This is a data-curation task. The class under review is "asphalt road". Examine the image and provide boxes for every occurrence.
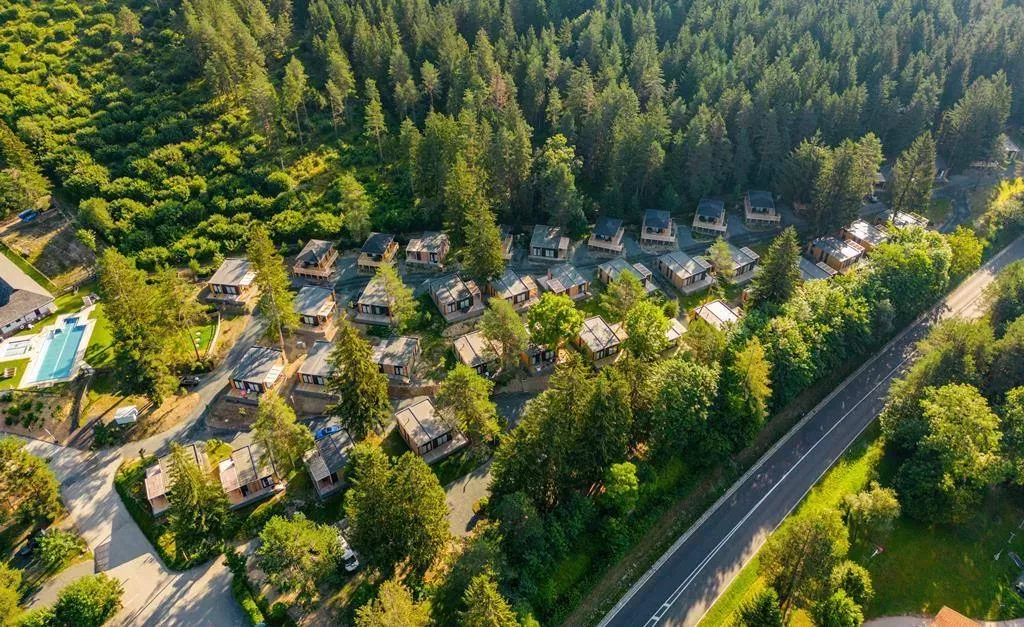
[601,234,1024,627]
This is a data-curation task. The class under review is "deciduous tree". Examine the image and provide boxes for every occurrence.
[256,513,341,605]
[527,292,584,355]
[375,263,416,331]
[758,510,849,615]
[355,578,430,627]
[623,299,669,360]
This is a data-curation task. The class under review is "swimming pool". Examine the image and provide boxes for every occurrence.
[28,317,87,384]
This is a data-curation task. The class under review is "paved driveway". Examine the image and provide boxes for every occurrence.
[20,439,244,626]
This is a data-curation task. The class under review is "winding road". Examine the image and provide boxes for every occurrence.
[600,235,1024,627]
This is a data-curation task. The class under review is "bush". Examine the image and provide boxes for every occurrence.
[230,576,265,626]
[37,528,83,570]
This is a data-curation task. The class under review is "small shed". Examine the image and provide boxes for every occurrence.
[114,405,139,425]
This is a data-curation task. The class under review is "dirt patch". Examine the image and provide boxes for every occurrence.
[81,375,204,444]
[0,212,95,289]
[0,386,76,444]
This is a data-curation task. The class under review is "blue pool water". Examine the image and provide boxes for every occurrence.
[30,318,86,383]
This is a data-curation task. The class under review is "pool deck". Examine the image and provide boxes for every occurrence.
[7,307,97,389]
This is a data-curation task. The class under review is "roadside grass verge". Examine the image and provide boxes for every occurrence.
[698,424,883,626]
[0,241,55,292]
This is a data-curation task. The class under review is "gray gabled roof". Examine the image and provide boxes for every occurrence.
[696,199,725,220]
[531,225,569,250]
[208,258,255,287]
[644,209,672,229]
[395,398,452,448]
[799,257,837,281]
[304,427,354,481]
[296,239,335,265]
[540,263,587,293]
[746,191,774,209]
[579,315,624,352]
[233,346,284,384]
[372,335,419,368]
[294,286,334,317]
[593,216,623,240]
[299,340,333,378]
[0,253,53,328]
[659,250,711,280]
[361,233,395,255]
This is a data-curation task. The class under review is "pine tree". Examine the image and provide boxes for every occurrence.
[325,46,356,131]
[156,268,207,362]
[751,227,800,307]
[364,79,387,160]
[166,443,229,556]
[460,571,520,627]
[420,61,440,109]
[375,263,416,331]
[247,225,297,360]
[461,201,506,280]
[889,132,936,218]
[253,392,314,473]
[436,364,500,457]
[282,56,309,142]
[325,318,391,439]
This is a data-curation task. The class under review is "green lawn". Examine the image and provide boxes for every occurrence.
[84,303,114,369]
[700,425,1024,624]
[864,488,1024,620]
[172,318,217,359]
[0,242,55,293]
[698,426,884,626]
[0,358,29,390]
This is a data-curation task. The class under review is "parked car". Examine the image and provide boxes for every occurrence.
[1015,572,1024,599]
[16,533,39,558]
[333,522,360,572]
[1011,551,1024,570]
[179,375,201,388]
[314,425,342,441]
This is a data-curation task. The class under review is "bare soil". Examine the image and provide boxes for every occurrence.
[0,212,95,289]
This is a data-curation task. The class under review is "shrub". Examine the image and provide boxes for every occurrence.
[38,528,83,570]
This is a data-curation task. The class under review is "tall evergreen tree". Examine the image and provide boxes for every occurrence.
[480,298,529,370]
[890,132,936,217]
[436,364,501,457]
[247,225,297,360]
[253,392,314,473]
[166,443,229,556]
[325,318,391,439]
[364,78,387,160]
[751,227,801,307]
[461,571,520,627]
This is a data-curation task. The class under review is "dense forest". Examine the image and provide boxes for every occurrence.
[0,0,1021,269]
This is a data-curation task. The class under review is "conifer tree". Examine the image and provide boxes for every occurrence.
[247,225,297,360]
[889,132,936,218]
[364,79,387,160]
[325,318,391,439]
